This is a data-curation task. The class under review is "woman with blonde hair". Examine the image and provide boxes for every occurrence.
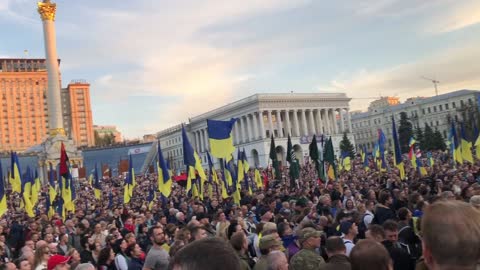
[33,245,51,270]
[67,248,81,270]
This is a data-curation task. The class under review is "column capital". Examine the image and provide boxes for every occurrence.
[38,1,57,21]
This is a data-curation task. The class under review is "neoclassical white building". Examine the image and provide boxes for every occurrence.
[351,89,480,151]
[142,93,354,172]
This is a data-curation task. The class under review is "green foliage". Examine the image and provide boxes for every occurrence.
[339,132,355,158]
[398,112,413,153]
[432,130,446,151]
[415,127,424,150]
[423,124,435,151]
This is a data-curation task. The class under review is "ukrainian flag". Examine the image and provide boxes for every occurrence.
[31,170,40,206]
[378,129,387,171]
[157,140,172,197]
[254,168,263,189]
[93,164,102,200]
[207,118,237,160]
[10,152,21,194]
[147,188,155,210]
[450,122,463,164]
[0,160,7,217]
[225,160,240,204]
[220,166,229,199]
[427,152,434,167]
[341,152,351,171]
[241,150,252,195]
[124,155,135,204]
[416,157,427,176]
[392,117,405,180]
[207,151,219,199]
[237,150,244,183]
[362,145,369,171]
[19,166,35,218]
[461,123,473,163]
[182,126,206,195]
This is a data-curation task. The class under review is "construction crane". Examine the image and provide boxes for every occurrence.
[421,76,440,96]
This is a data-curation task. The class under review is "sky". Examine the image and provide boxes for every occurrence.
[1,0,479,139]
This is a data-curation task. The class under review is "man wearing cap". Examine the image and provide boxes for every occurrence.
[289,228,325,270]
[253,235,283,270]
[48,255,71,270]
[339,221,357,257]
[195,213,215,237]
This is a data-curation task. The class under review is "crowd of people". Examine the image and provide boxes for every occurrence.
[0,150,479,270]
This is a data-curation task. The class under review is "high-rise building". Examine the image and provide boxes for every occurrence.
[0,58,94,152]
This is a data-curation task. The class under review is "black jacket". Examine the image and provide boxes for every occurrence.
[382,240,414,270]
[373,205,396,225]
[127,257,144,270]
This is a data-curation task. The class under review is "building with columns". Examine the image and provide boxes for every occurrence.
[351,89,480,151]
[147,93,354,171]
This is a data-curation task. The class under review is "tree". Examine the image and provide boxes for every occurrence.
[423,124,435,151]
[398,112,413,153]
[432,129,446,151]
[95,131,115,146]
[339,132,355,158]
[415,127,424,150]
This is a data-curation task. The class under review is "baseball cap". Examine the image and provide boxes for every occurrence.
[339,221,354,235]
[297,227,322,243]
[259,234,283,250]
[47,255,71,270]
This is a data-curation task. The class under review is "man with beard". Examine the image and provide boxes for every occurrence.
[143,226,169,270]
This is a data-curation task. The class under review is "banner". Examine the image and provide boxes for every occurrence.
[128,146,151,155]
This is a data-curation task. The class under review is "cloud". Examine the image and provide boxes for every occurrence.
[325,44,480,111]
[424,0,480,33]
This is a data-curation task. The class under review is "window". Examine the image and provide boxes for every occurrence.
[433,106,437,112]
[460,100,464,106]
[468,98,473,105]
[445,103,449,110]
[443,130,447,138]
[452,102,456,108]
[436,120,439,126]
[439,105,443,111]
[422,109,425,115]
[428,107,431,113]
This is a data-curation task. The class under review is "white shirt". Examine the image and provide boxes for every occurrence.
[342,237,355,257]
[363,210,374,227]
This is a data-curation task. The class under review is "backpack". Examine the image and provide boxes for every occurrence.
[358,212,372,239]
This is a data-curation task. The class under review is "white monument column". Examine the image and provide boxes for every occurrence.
[252,113,259,140]
[276,111,283,137]
[340,109,345,133]
[293,110,300,137]
[204,128,210,151]
[325,109,331,134]
[346,108,352,132]
[245,115,252,141]
[258,111,266,139]
[267,110,274,137]
[301,109,308,136]
[309,109,316,135]
[333,109,339,134]
[316,109,323,134]
[38,0,64,136]
[285,110,291,136]
[199,130,204,152]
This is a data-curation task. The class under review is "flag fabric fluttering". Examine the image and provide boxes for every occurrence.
[254,168,263,189]
[9,152,21,193]
[48,163,56,204]
[324,137,336,181]
[378,129,387,171]
[449,122,463,165]
[20,166,35,217]
[362,145,369,171]
[93,163,102,200]
[182,126,206,196]
[157,141,173,197]
[341,151,351,171]
[427,152,434,167]
[309,135,323,179]
[392,116,405,180]
[269,135,281,181]
[0,159,7,217]
[207,118,237,160]
[241,150,252,195]
[147,187,155,210]
[124,155,136,204]
[31,170,40,206]
[287,134,300,181]
[460,123,473,163]
[59,142,70,179]
[206,151,218,199]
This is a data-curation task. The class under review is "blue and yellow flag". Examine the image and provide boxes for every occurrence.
[362,145,369,171]
[254,168,263,189]
[124,155,135,204]
[237,150,244,184]
[10,152,22,194]
[21,166,35,218]
[392,117,405,180]
[0,159,7,217]
[415,157,427,176]
[378,129,387,171]
[241,150,252,195]
[341,152,351,171]
[426,152,434,167]
[182,126,206,195]
[461,123,473,163]
[157,141,172,197]
[206,151,219,199]
[449,122,463,164]
[94,163,102,200]
[225,160,240,204]
[147,187,155,210]
[31,170,40,206]
[207,118,237,160]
